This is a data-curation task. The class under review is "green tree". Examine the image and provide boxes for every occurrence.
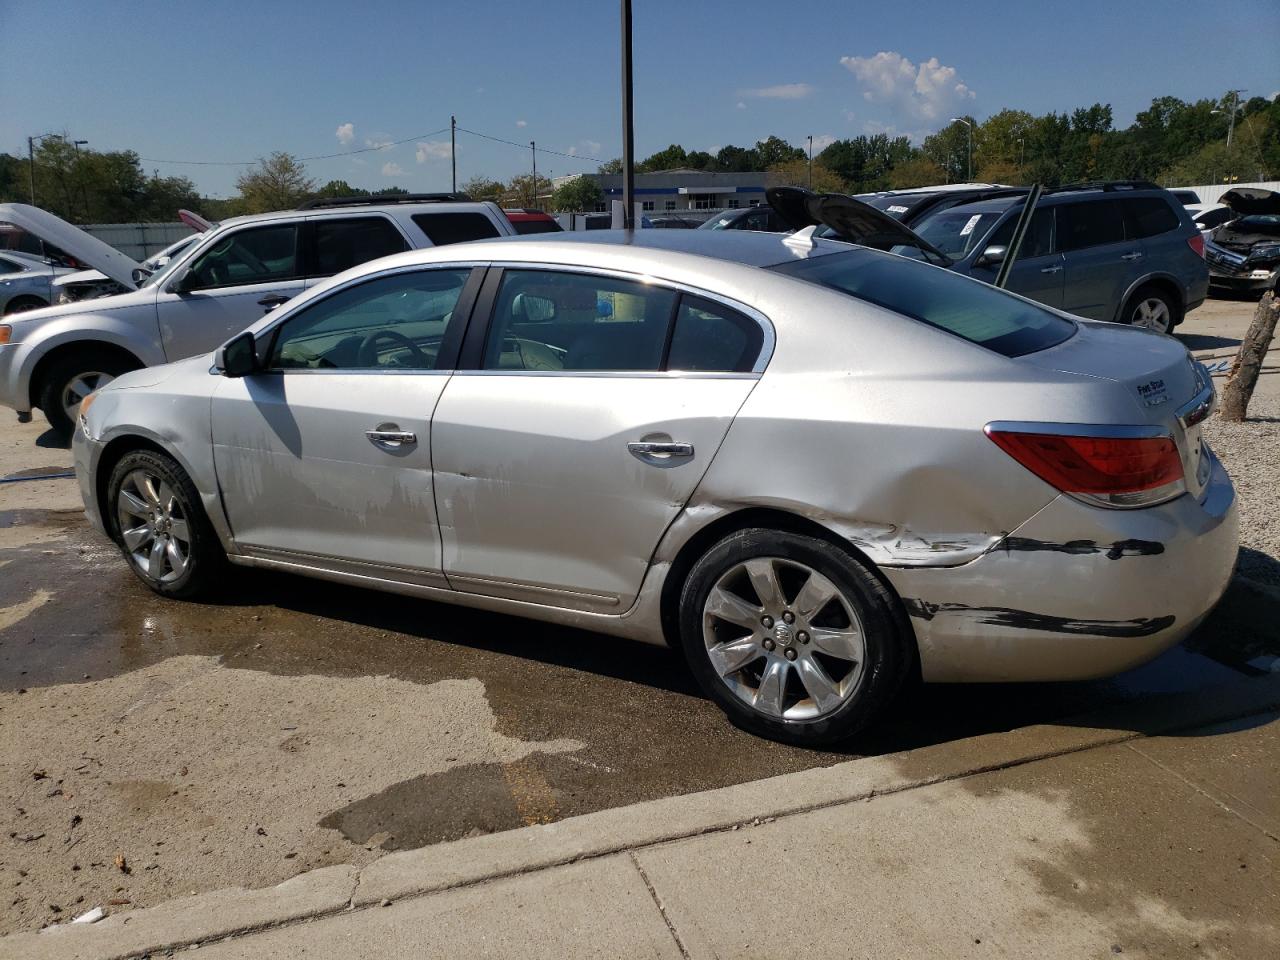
[887,156,947,189]
[597,158,623,174]
[550,175,604,212]
[685,151,715,170]
[506,173,554,207]
[461,175,506,202]
[754,135,804,169]
[314,180,369,198]
[639,144,689,172]
[234,152,315,213]
[714,145,758,172]
[767,158,846,193]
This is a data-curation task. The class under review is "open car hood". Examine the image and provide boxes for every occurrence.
[766,187,951,263]
[0,203,142,290]
[1219,188,1280,216]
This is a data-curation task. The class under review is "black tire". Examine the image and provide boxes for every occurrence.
[106,449,227,599]
[677,528,912,746]
[3,295,47,315]
[37,349,139,437]
[1122,284,1179,334]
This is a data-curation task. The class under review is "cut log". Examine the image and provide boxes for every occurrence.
[1220,290,1279,422]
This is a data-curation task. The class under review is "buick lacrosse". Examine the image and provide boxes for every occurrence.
[73,229,1237,744]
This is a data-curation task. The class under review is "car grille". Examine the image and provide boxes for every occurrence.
[1205,242,1247,271]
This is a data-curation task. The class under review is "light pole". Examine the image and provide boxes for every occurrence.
[620,0,635,229]
[949,117,972,183]
[72,140,89,223]
[1016,137,1025,174]
[807,135,813,189]
[530,141,537,207]
[26,132,65,205]
[1213,90,1246,183]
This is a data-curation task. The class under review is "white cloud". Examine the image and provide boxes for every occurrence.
[565,139,603,158]
[516,119,528,128]
[365,134,394,150]
[808,133,837,152]
[381,161,405,177]
[335,122,354,145]
[736,101,747,110]
[839,51,974,123]
[415,141,452,163]
[741,82,814,100]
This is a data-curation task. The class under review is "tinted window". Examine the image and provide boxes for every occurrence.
[770,250,1075,358]
[267,269,471,370]
[667,295,763,372]
[1057,200,1125,251]
[985,208,1056,258]
[1196,208,1234,230]
[1124,197,1180,238]
[484,270,676,372]
[0,256,25,274]
[412,212,501,246]
[311,216,408,276]
[899,207,1007,258]
[184,224,301,291]
[510,218,562,235]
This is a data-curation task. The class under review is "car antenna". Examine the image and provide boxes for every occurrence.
[783,224,819,252]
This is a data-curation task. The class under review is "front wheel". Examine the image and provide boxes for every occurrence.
[107,450,226,599]
[38,350,139,436]
[678,528,912,746]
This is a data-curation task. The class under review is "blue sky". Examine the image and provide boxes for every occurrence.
[2,0,1277,197]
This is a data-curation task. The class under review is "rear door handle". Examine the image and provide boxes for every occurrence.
[366,426,418,449]
[1040,265,1063,274]
[257,294,290,310]
[1120,252,1144,261]
[628,440,694,462]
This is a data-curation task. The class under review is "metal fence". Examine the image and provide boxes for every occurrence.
[80,222,195,260]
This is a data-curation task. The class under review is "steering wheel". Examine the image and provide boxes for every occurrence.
[357,329,432,368]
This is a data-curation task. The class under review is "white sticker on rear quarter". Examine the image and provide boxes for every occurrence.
[959,214,982,236]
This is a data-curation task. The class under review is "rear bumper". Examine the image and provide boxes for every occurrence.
[1208,266,1276,293]
[883,450,1238,683]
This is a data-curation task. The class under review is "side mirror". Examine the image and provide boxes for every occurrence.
[215,331,258,378]
[131,267,153,284]
[975,244,1007,268]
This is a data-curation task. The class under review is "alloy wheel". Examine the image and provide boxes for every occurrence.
[115,469,191,584]
[702,556,867,721]
[1131,297,1171,333]
[61,371,115,425]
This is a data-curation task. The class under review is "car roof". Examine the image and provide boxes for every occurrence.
[939,187,1176,217]
[215,200,501,229]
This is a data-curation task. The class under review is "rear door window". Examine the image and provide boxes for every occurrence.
[770,250,1075,357]
[309,216,408,276]
[666,295,763,372]
[1123,198,1180,238]
[412,212,502,246]
[1056,200,1125,251]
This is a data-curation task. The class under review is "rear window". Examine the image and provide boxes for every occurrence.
[510,217,562,235]
[412,212,502,246]
[1124,197,1180,238]
[769,250,1075,358]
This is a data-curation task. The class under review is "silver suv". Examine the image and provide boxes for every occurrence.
[0,196,517,434]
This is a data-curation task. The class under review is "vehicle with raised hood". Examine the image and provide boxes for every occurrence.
[1203,188,1280,294]
[73,228,1236,745]
[53,231,208,305]
[0,197,518,435]
[0,250,77,315]
[771,182,1209,335]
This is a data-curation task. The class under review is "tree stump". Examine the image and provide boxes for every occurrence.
[1220,290,1279,422]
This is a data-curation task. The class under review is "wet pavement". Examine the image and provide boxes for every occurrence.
[2,295,1279,934]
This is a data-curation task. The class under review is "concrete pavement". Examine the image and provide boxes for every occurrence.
[7,672,1277,960]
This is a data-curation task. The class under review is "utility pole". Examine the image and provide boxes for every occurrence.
[950,117,973,183]
[807,135,813,189]
[450,116,457,193]
[530,141,537,207]
[620,0,635,229]
[27,137,35,204]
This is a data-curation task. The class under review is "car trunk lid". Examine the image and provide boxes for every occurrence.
[766,187,953,264]
[1020,321,1214,499]
[0,203,142,290]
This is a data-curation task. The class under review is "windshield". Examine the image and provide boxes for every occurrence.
[769,249,1075,358]
[139,232,213,288]
[863,193,932,219]
[699,212,739,230]
[1234,215,1280,235]
[893,206,1006,259]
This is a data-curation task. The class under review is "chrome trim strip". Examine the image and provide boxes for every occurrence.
[446,572,622,608]
[236,544,450,588]
[1176,364,1215,429]
[984,420,1171,441]
[450,370,759,380]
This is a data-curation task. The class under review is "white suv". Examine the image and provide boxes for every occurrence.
[0,196,516,434]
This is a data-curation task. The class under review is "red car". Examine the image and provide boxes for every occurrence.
[503,209,563,235]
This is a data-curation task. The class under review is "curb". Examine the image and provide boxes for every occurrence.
[7,671,1279,960]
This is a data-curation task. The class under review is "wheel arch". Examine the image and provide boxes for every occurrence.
[1115,273,1185,327]
[94,434,173,538]
[28,340,145,409]
[656,505,921,676]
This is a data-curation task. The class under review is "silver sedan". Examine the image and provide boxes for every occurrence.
[72,230,1238,744]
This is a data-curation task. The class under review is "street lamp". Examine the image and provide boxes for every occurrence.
[807,135,813,189]
[949,117,972,183]
[26,132,66,205]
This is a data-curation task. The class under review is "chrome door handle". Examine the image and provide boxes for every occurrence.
[628,440,694,461]
[366,428,417,448]
[1121,252,1144,261]
[1040,265,1063,274]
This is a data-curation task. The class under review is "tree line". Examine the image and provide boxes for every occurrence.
[2,90,1275,223]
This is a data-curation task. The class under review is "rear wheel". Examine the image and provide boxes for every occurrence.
[1123,285,1178,334]
[37,350,138,437]
[107,450,226,599]
[678,528,911,746]
[3,295,46,315]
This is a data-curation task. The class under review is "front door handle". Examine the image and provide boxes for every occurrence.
[628,440,694,463]
[366,425,418,449]
[1120,251,1144,261]
[257,294,290,311]
[1040,265,1063,274]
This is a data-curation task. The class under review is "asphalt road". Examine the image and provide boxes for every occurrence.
[2,294,1276,934]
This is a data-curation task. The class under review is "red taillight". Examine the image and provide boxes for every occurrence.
[1188,233,1204,258]
[987,429,1186,506]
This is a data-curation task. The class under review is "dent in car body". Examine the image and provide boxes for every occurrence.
[995,537,1165,560]
[901,598,1176,638]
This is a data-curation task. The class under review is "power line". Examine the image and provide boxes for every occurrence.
[455,127,606,165]
[138,127,452,166]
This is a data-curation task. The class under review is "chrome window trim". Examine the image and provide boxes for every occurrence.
[163,217,309,295]
[450,369,760,380]
[480,260,777,375]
